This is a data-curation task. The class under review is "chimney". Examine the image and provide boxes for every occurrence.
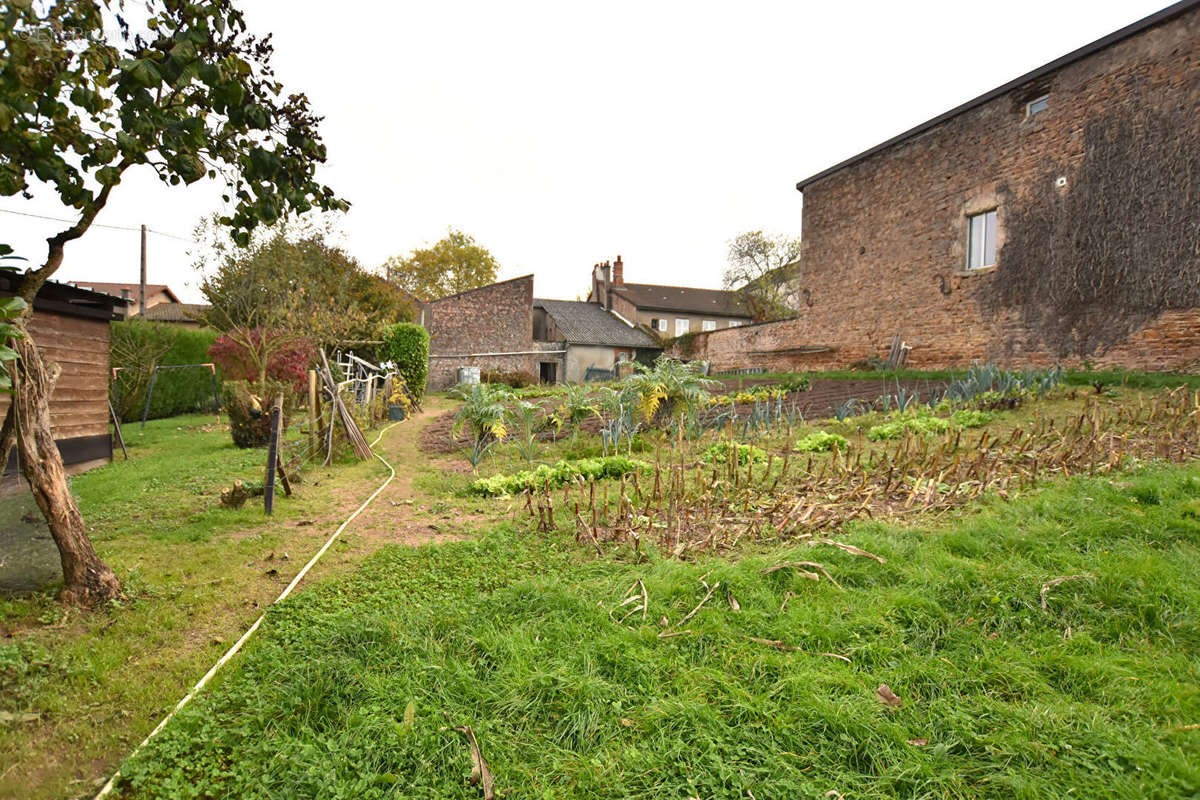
[602,260,612,310]
[612,255,624,286]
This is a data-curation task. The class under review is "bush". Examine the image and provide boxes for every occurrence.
[221,379,293,448]
[470,456,647,497]
[482,370,536,388]
[795,431,848,452]
[110,321,221,422]
[208,329,316,392]
[382,323,429,403]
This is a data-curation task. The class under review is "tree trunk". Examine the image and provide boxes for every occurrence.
[7,329,121,606]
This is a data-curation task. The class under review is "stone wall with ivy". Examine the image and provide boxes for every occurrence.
[702,6,1200,374]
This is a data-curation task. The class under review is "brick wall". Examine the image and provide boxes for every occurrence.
[423,275,538,389]
[674,6,1200,374]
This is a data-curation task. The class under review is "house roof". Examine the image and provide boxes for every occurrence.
[70,282,182,303]
[610,282,748,317]
[534,299,659,348]
[795,0,1200,191]
[134,302,210,323]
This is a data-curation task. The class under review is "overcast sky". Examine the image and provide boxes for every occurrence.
[2,0,1171,303]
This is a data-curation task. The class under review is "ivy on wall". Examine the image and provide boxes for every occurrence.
[979,105,1200,359]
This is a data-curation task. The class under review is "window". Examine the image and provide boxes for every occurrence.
[651,318,667,332]
[675,318,690,336]
[966,209,998,270]
[1026,94,1049,117]
[727,320,743,328]
[701,320,717,332]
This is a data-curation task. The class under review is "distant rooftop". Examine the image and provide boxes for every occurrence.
[70,282,181,303]
[611,282,748,317]
[134,302,210,323]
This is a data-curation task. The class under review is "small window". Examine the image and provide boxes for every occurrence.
[966,209,998,270]
[1026,94,1049,117]
[651,318,667,332]
[675,319,690,336]
[701,320,717,332]
[727,320,743,328]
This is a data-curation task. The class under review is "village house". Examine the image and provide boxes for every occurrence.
[1,275,125,484]
[71,282,183,320]
[420,275,661,389]
[674,0,1200,373]
[533,299,658,383]
[587,256,751,338]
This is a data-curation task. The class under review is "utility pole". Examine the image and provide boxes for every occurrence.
[139,224,147,318]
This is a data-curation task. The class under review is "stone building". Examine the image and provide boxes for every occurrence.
[674,0,1200,373]
[533,299,659,383]
[588,256,751,338]
[420,275,660,388]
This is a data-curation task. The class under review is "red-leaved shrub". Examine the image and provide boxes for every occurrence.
[208,328,317,392]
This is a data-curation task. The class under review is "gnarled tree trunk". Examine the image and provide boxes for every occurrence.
[3,327,121,606]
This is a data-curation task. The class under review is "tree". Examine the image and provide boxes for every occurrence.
[0,1,346,606]
[723,231,804,322]
[198,217,415,382]
[382,228,501,300]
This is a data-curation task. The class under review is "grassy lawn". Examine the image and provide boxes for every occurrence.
[113,462,1200,799]
[0,403,467,800]
[5,381,1199,799]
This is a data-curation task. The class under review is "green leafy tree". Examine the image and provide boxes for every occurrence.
[0,1,346,607]
[723,231,804,322]
[382,228,500,300]
[198,217,415,383]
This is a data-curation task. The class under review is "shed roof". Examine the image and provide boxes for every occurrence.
[795,0,1200,191]
[0,273,126,321]
[534,299,659,348]
[610,283,748,317]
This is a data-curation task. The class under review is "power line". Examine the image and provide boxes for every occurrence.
[0,208,191,242]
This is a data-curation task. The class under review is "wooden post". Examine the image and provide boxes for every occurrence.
[264,395,282,515]
[139,224,147,317]
[308,369,318,456]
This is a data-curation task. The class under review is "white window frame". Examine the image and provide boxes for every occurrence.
[966,209,998,270]
[653,318,667,332]
[727,320,743,328]
[674,318,690,337]
[701,320,717,332]
[1026,94,1049,117]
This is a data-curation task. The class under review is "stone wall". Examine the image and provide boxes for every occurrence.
[423,275,539,389]
[675,6,1200,374]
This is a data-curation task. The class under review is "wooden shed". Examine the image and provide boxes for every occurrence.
[1,274,125,481]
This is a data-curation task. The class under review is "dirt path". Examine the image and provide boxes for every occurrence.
[332,397,476,549]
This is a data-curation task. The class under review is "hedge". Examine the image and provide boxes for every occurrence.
[381,322,430,403]
[110,321,220,422]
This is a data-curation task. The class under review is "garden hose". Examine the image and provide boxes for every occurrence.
[94,421,404,799]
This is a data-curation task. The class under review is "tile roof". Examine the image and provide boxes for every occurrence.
[534,299,659,348]
[135,302,210,322]
[610,283,748,317]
